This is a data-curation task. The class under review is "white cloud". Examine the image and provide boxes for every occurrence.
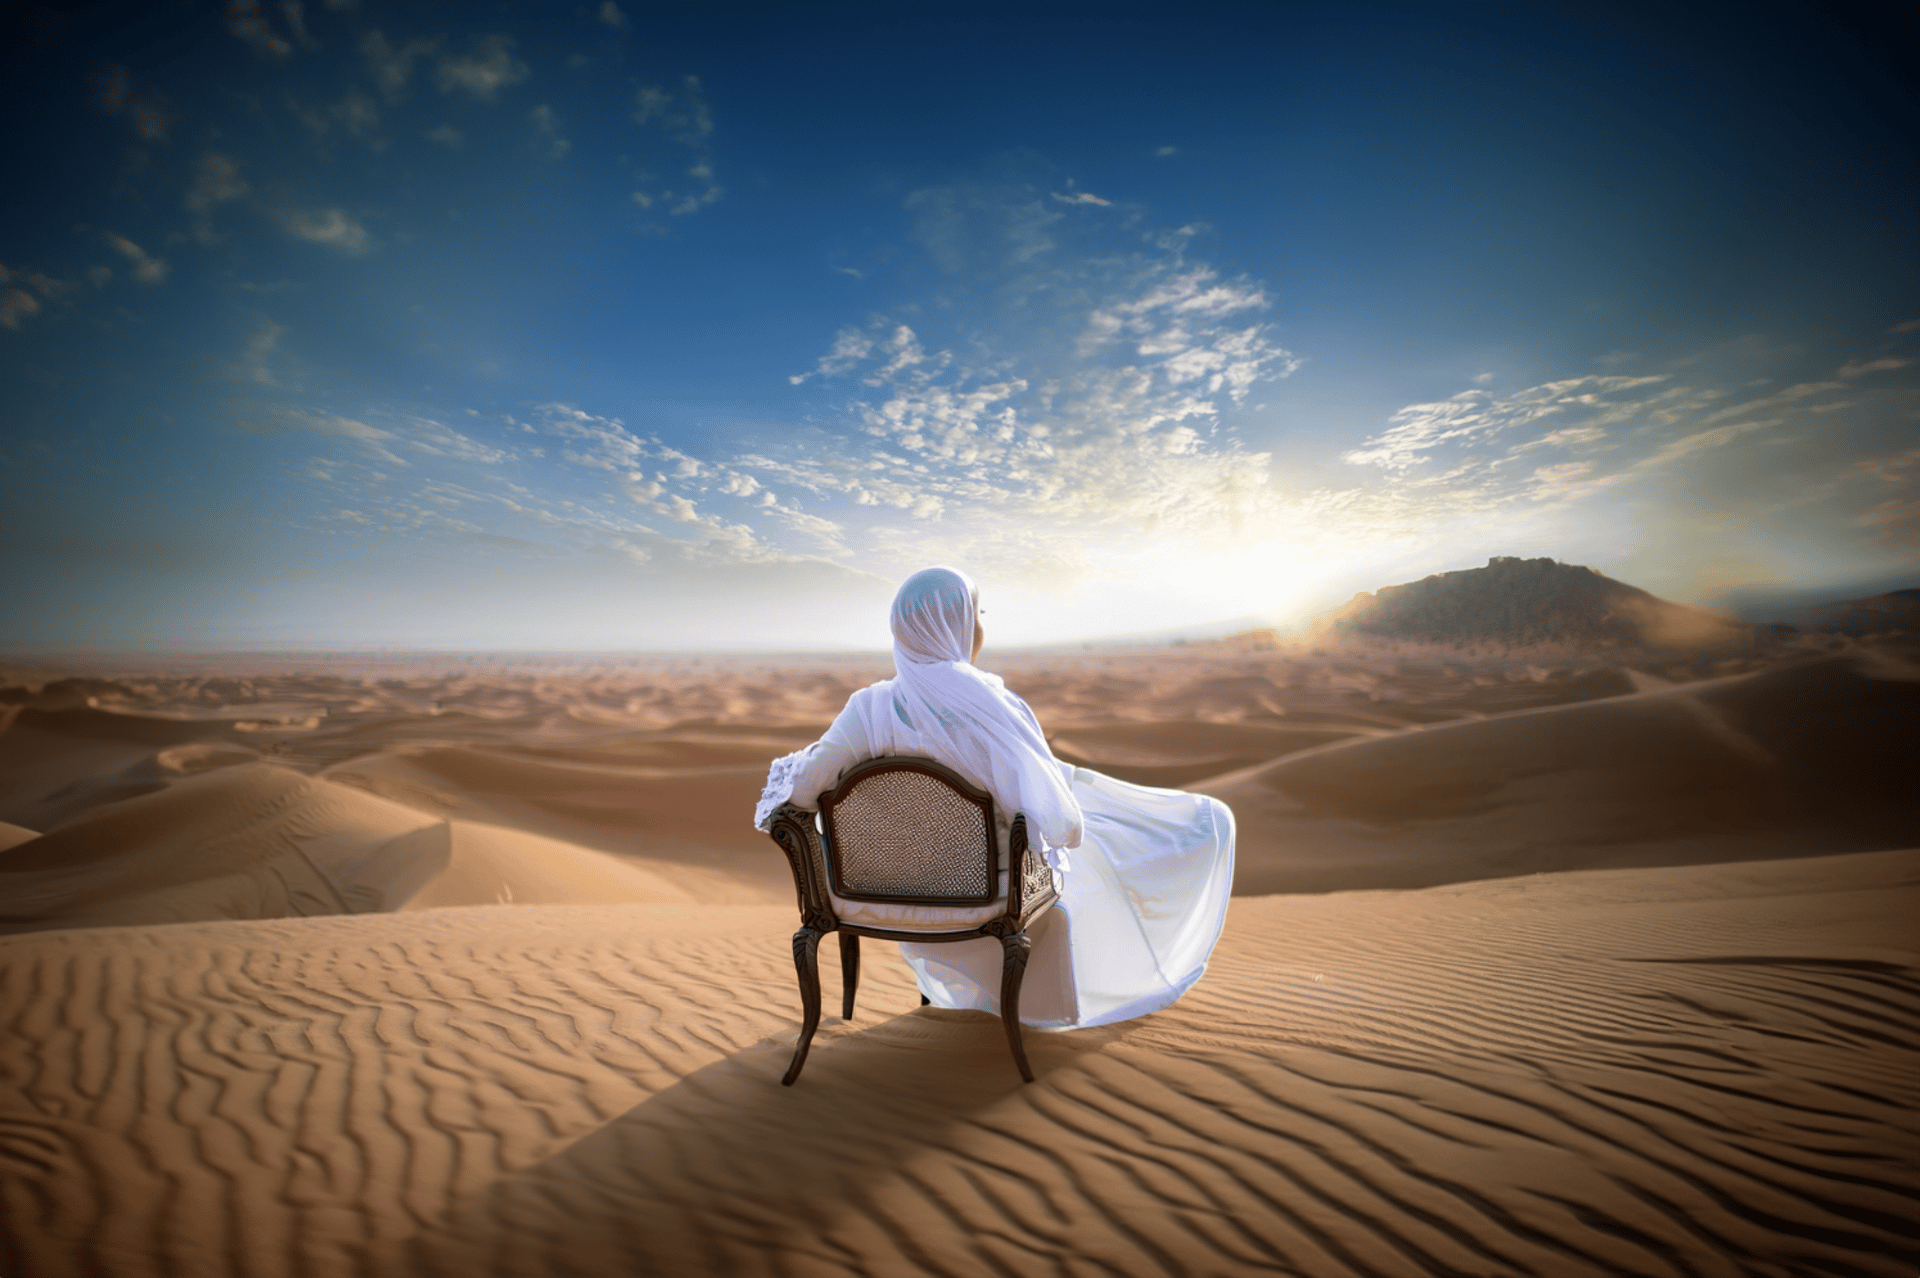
[748,250,1303,587]
[103,233,168,284]
[1635,419,1771,468]
[599,2,628,28]
[630,77,722,216]
[332,87,381,141]
[1341,376,1666,473]
[1051,191,1111,207]
[634,76,712,144]
[280,410,512,470]
[436,36,529,100]
[232,319,285,385]
[0,289,41,331]
[228,0,314,59]
[0,264,77,329]
[1839,356,1912,379]
[530,104,570,160]
[96,66,170,141]
[361,31,439,97]
[790,328,876,384]
[185,151,249,212]
[277,207,372,254]
[185,151,250,243]
[1335,341,1917,549]
[906,185,1060,273]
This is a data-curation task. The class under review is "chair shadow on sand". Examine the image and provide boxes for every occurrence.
[403,1001,1139,1276]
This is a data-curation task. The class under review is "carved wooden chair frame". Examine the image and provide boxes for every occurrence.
[764,755,1060,1086]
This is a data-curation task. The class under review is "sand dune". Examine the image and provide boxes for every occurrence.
[0,763,449,934]
[1207,650,1920,895]
[1,848,1911,1276]
[401,819,735,909]
[2,639,1914,1275]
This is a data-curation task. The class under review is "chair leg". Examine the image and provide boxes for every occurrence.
[839,932,860,1020]
[998,930,1035,1083]
[783,926,824,1086]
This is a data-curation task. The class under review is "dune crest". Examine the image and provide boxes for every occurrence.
[1206,650,1920,894]
[0,763,449,934]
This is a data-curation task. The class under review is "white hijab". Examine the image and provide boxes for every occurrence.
[861,567,1083,854]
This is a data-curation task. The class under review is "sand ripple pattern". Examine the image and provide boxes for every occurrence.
[2,851,1914,1277]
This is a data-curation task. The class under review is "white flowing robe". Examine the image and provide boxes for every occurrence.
[760,679,1236,1030]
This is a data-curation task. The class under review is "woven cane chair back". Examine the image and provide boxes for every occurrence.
[820,759,998,905]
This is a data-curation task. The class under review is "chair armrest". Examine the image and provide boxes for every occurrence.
[1005,813,1058,926]
[766,802,836,931]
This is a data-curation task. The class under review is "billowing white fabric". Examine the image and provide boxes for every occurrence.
[754,566,1236,1029]
[909,768,1233,1028]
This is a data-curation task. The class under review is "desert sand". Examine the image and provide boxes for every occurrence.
[2,636,1916,1276]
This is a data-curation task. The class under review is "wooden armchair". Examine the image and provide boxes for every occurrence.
[763,756,1061,1086]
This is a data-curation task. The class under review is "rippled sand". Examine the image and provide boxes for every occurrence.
[1,639,1915,1275]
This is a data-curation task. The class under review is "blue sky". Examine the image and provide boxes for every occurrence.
[2,0,1916,650]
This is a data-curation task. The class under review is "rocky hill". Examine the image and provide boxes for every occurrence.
[1321,557,1757,653]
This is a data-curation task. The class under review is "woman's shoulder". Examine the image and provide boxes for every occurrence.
[825,679,894,737]
[841,678,894,709]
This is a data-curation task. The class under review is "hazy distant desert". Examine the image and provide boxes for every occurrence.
[2,629,1916,1276]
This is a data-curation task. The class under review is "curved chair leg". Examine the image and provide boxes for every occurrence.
[839,932,860,1020]
[783,926,824,1086]
[999,930,1035,1083]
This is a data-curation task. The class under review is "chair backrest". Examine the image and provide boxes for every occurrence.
[818,758,998,905]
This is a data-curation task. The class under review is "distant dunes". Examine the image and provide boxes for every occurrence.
[1758,587,1920,636]
[1,595,1916,1276]
[1321,556,1757,653]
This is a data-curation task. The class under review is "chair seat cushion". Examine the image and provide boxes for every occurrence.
[830,870,1011,932]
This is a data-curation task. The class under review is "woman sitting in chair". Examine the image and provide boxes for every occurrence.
[755,565,1235,1029]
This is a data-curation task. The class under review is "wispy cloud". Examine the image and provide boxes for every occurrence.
[1340,376,1667,473]
[599,2,628,29]
[0,263,78,330]
[361,31,439,98]
[530,104,570,160]
[96,66,170,141]
[185,151,249,212]
[277,207,371,254]
[435,35,529,100]
[1839,355,1911,379]
[230,319,285,384]
[0,288,41,332]
[228,0,315,60]
[103,233,168,284]
[280,409,511,470]
[1845,445,1920,552]
[631,76,721,216]
[185,152,250,243]
[278,199,1311,607]
[1338,333,1920,558]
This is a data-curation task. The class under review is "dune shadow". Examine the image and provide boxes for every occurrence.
[403,1004,1136,1276]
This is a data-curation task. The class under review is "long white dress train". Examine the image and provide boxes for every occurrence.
[905,765,1234,1028]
